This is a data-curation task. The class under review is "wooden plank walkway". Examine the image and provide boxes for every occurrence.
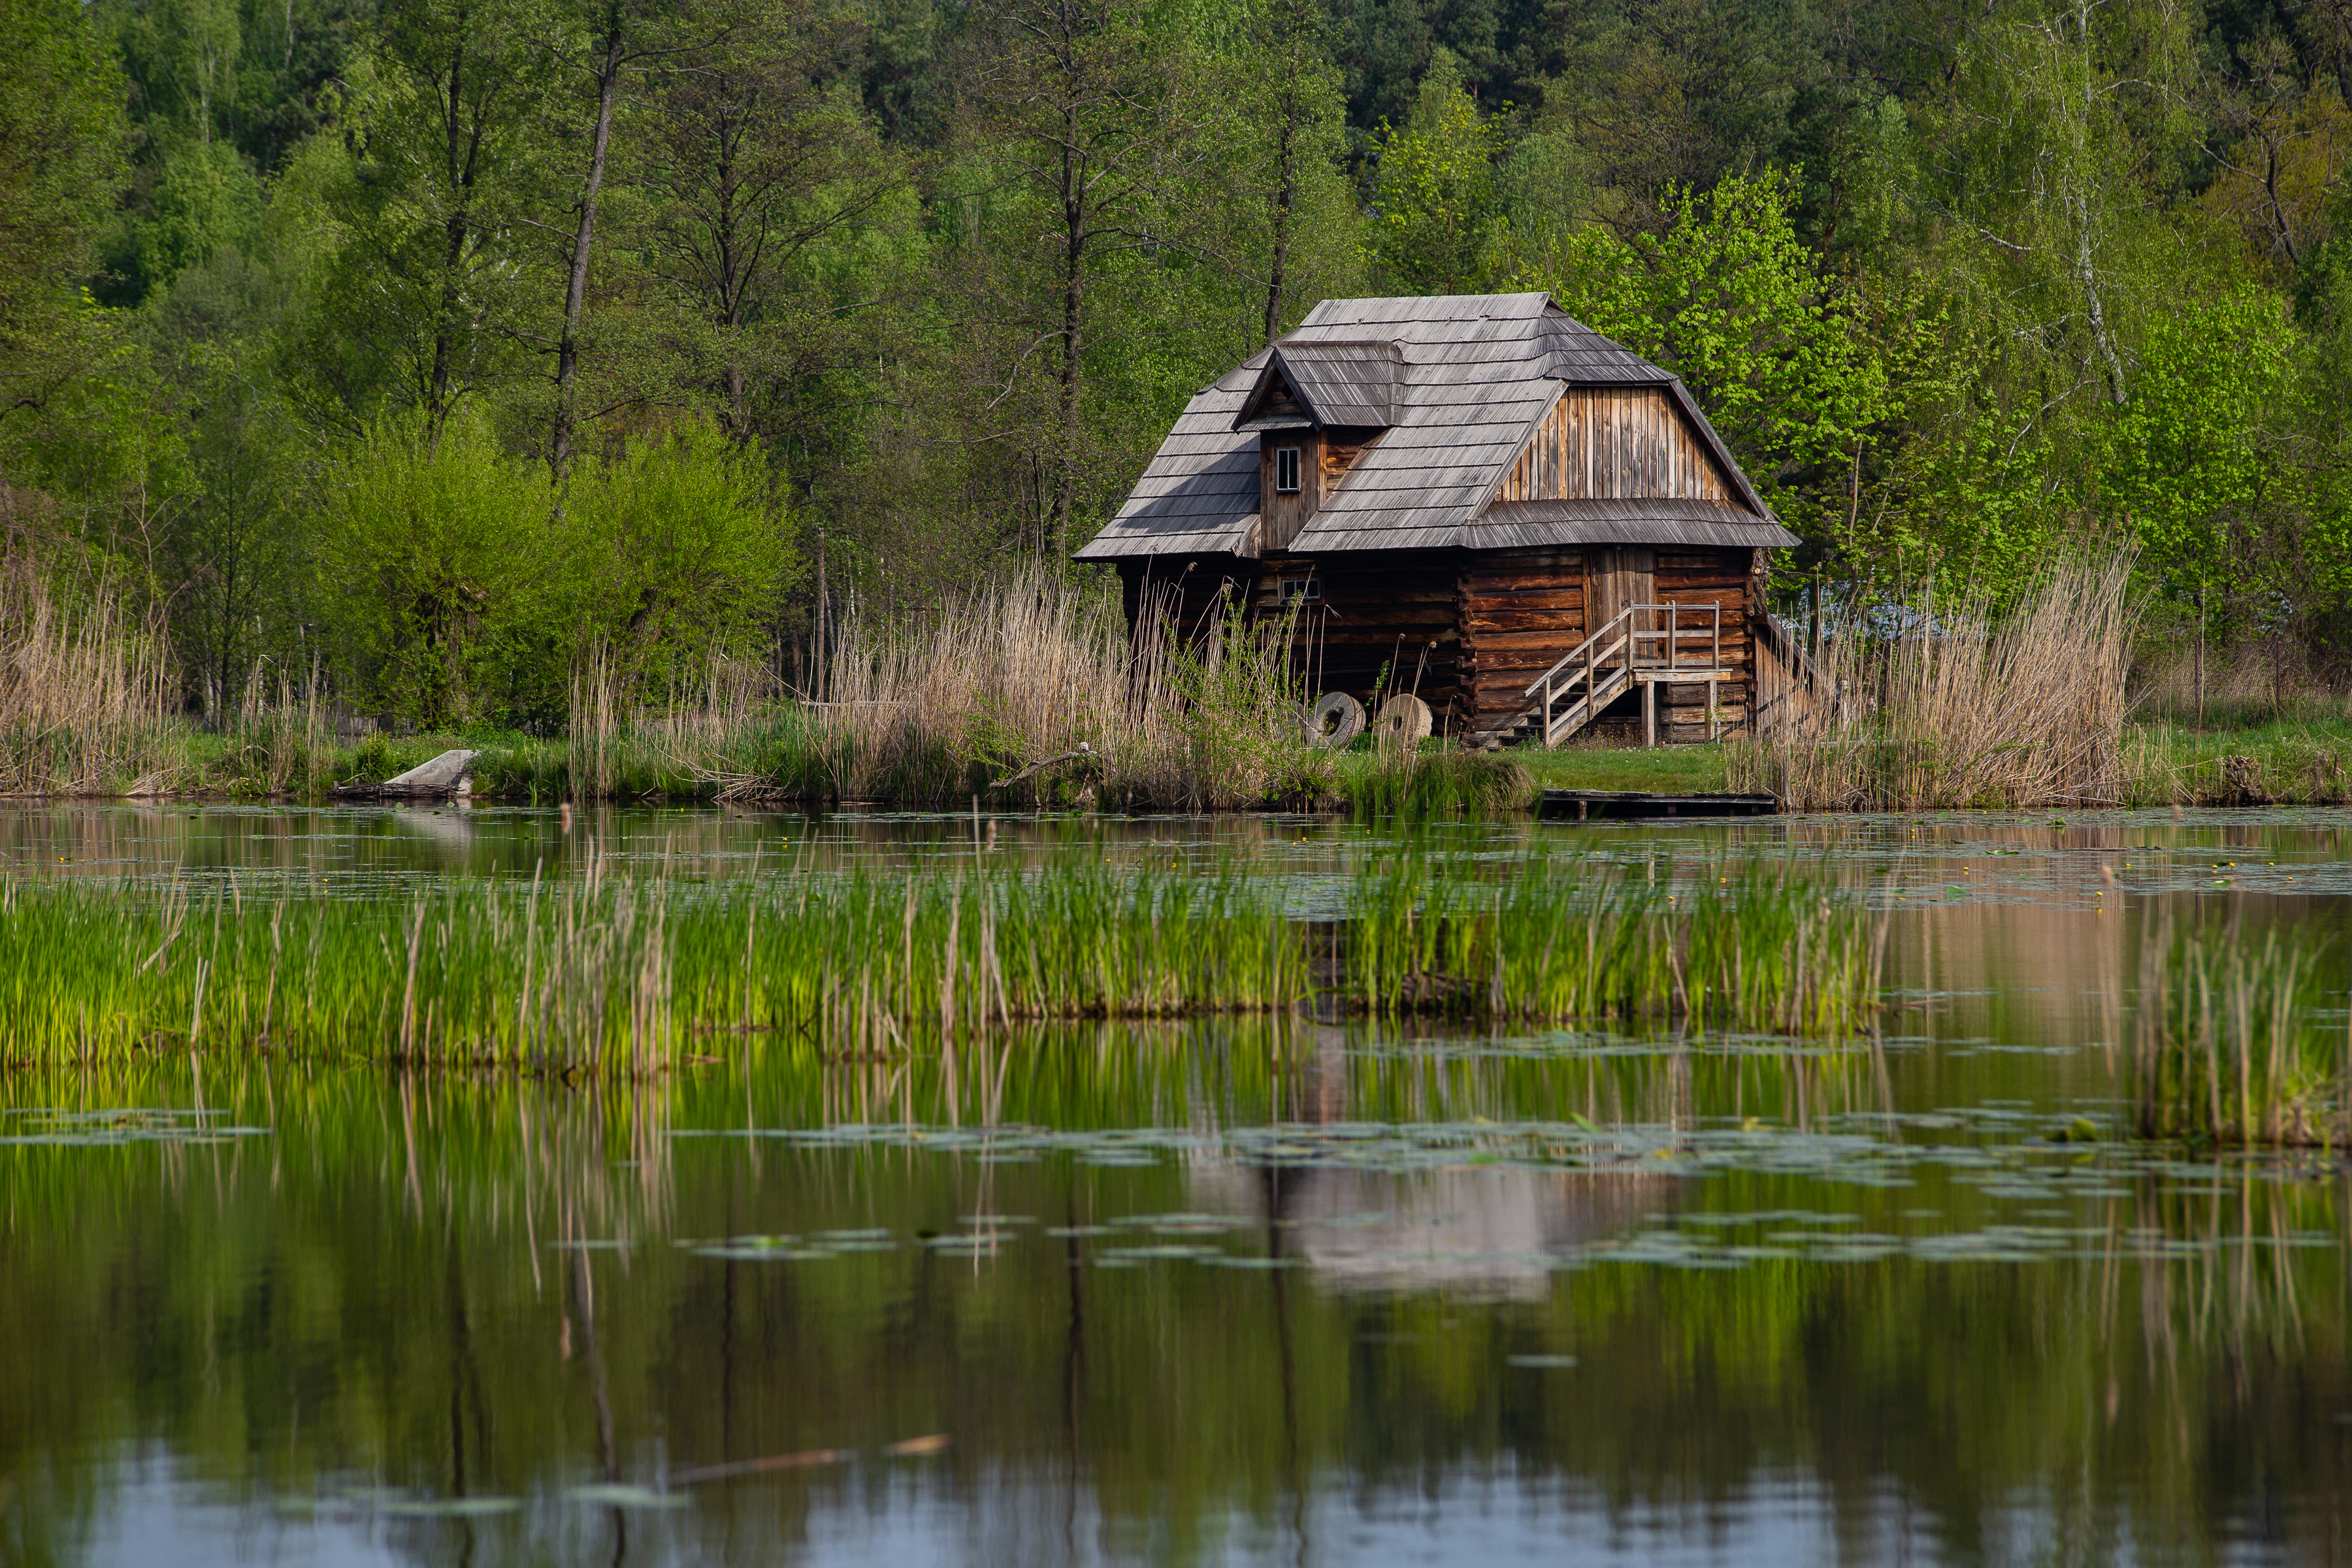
[1539,789,1780,821]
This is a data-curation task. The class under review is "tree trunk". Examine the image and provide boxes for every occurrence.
[1049,118,1085,567]
[427,33,471,450]
[553,9,626,490]
[2196,581,2206,725]
[717,103,751,442]
[1262,84,1298,347]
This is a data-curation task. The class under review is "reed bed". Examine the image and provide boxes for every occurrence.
[527,576,1343,809]
[0,853,1884,1071]
[809,578,1333,809]
[0,560,179,795]
[1337,746,1534,817]
[1346,860,1883,1033]
[1728,553,2137,810]
[2132,928,2348,1145]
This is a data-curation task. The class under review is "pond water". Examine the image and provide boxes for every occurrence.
[3,806,2351,1565]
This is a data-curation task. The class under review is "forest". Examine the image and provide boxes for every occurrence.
[2,0,2350,730]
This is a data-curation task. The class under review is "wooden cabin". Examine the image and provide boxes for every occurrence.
[1073,293,1799,746]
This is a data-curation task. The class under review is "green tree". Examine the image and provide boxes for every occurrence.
[1241,0,1350,344]
[134,137,265,293]
[142,246,312,715]
[315,0,557,442]
[637,5,913,448]
[312,413,561,726]
[0,0,129,412]
[1365,57,1507,293]
[1517,169,1894,556]
[954,0,1222,563]
[2107,287,2302,695]
[570,419,795,690]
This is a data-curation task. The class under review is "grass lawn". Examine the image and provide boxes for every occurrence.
[1510,742,1731,795]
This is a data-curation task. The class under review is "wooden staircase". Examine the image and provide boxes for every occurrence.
[1471,602,1740,749]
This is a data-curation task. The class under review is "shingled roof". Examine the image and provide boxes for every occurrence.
[1075,292,1799,561]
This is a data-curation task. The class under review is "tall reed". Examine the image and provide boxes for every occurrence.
[0,852,1884,1071]
[815,575,1332,809]
[2132,928,2346,1145]
[562,637,798,802]
[1344,858,1881,1034]
[1728,553,2138,810]
[0,556,177,794]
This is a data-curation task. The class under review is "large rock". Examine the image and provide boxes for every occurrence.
[367,749,479,798]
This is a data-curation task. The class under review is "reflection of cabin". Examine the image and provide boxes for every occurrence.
[1074,293,1800,746]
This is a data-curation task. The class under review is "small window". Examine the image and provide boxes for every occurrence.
[1279,577,1320,604]
[1274,446,1301,494]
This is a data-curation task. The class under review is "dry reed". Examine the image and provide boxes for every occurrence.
[814,576,1331,809]
[1728,553,2138,810]
[0,557,178,795]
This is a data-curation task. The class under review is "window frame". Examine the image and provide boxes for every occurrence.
[1279,577,1320,605]
[1273,446,1302,495]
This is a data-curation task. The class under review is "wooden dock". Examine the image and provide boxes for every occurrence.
[1539,789,1779,821]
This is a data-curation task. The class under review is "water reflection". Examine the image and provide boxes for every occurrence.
[1,804,2348,1564]
[0,1002,2345,1566]
[3,802,2350,902]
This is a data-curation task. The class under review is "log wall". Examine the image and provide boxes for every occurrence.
[1650,549,1755,742]
[1251,550,1467,723]
[1457,547,1584,734]
[1115,543,1760,744]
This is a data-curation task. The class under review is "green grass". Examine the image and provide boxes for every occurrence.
[0,850,1885,1070]
[1332,746,1535,815]
[1510,742,1732,796]
[2123,718,2352,806]
[2132,928,2349,1145]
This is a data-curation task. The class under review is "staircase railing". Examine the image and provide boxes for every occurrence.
[1524,606,1635,748]
[1521,602,1731,747]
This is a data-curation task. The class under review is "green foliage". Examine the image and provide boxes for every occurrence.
[0,0,129,402]
[1365,59,1508,293]
[314,414,793,729]
[2108,288,2304,630]
[312,413,563,727]
[129,136,264,295]
[570,421,798,691]
[1516,169,1897,555]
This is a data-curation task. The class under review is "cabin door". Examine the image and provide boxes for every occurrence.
[1588,546,1656,646]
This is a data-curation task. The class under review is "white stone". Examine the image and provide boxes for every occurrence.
[377,749,479,796]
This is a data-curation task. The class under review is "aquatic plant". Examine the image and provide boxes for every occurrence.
[1339,747,1533,817]
[2131,928,2347,1145]
[0,851,1885,1070]
[1345,857,1881,1034]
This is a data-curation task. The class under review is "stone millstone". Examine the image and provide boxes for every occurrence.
[368,749,479,798]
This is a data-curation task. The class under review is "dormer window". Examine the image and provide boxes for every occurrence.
[1275,446,1301,493]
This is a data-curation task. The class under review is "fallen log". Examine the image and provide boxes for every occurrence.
[990,745,1096,791]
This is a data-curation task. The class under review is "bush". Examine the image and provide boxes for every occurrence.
[313,414,794,730]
